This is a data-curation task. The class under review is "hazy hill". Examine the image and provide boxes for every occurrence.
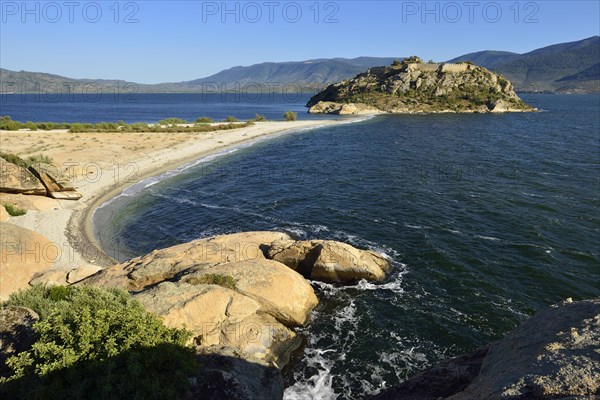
[450,36,599,92]
[188,57,401,86]
[2,37,598,93]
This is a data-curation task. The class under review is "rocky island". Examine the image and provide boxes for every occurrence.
[307,56,536,115]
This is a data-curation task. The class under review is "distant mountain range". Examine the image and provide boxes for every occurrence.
[449,36,599,92]
[1,37,598,93]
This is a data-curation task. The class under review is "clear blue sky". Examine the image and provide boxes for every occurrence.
[1,1,598,83]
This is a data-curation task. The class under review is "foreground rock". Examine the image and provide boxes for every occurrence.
[0,193,60,212]
[0,223,58,301]
[307,101,383,115]
[371,298,600,400]
[0,307,39,379]
[80,232,316,367]
[268,239,391,283]
[307,57,535,114]
[0,158,46,195]
[0,206,9,222]
[187,346,284,400]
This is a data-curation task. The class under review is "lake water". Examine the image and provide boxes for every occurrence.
[18,93,599,399]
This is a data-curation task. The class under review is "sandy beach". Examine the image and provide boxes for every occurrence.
[0,119,348,275]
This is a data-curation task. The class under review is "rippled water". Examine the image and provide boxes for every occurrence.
[94,94,600,399]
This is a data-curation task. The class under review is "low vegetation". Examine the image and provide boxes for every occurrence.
[0,116,253,133]
[0,152,54,168]
[283,111,297,121]
[3,204,27,217]
[185,274,237,290]
[0,285,197,399]
[251,113,266,122]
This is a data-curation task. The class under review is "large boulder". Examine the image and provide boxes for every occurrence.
[79,232,318,367]
[0,158,46,195]
[135,282,299,365]
[268,239,390,283]
[182,259,318,326]
[0,306,39,379]
[28,163,82,200]
[82,231,293,290]
[29,268,69,287]
[451,298,600,399]
[0,223,58,301]
[371,298,600,400]
[66,264,103,284]
[308,101,382,115]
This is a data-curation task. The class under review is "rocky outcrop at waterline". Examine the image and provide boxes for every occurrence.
[268,239,390,283]
[80,232,391,366]
[307,56,536,115]
[371,298,600,400]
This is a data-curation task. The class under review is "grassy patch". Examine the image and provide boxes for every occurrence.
[0,115,252,133]
[186,274,237,290]
[3,204,27,217]
[0,152,54,168]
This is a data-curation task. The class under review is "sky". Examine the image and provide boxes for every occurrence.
[1,0,599,83]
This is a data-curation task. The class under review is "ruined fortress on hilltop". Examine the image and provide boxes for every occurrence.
[307,56,535,115]
[404,61,471,73]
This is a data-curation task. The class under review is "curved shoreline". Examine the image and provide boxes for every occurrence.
[70,119,363,267]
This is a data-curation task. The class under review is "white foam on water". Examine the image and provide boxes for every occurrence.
[283,348,338,400]
[474,234,502,242]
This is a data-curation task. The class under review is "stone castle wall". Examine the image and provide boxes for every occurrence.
[440,63,470,73]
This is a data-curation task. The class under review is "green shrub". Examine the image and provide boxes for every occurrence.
[252,114,266,122]
[3,204,27,216]
[69,123,85,133]
[0,152,28,168]
[158,118,188,126]
[283,111,297,121]
[223,116,239,122]
[0,152,53,168]
[26,154,54,166]
[195,117,213,123]
[185,274,237,290]
[0,116,21,130]
[0,285,196,399]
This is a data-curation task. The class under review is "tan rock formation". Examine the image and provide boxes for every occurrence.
[79,232,318,366]
[29,269,69,287]
[308,101,383,115]
[66,264,103,284]
[182,259,318,326]
[268,239,391,283]
[0,158,46,195]
[0,193,60,212]
[0,223,58,300]
[28,163,82,200]
[0,206,9,222]
[82,231,293,290]
[135,282,298,364]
